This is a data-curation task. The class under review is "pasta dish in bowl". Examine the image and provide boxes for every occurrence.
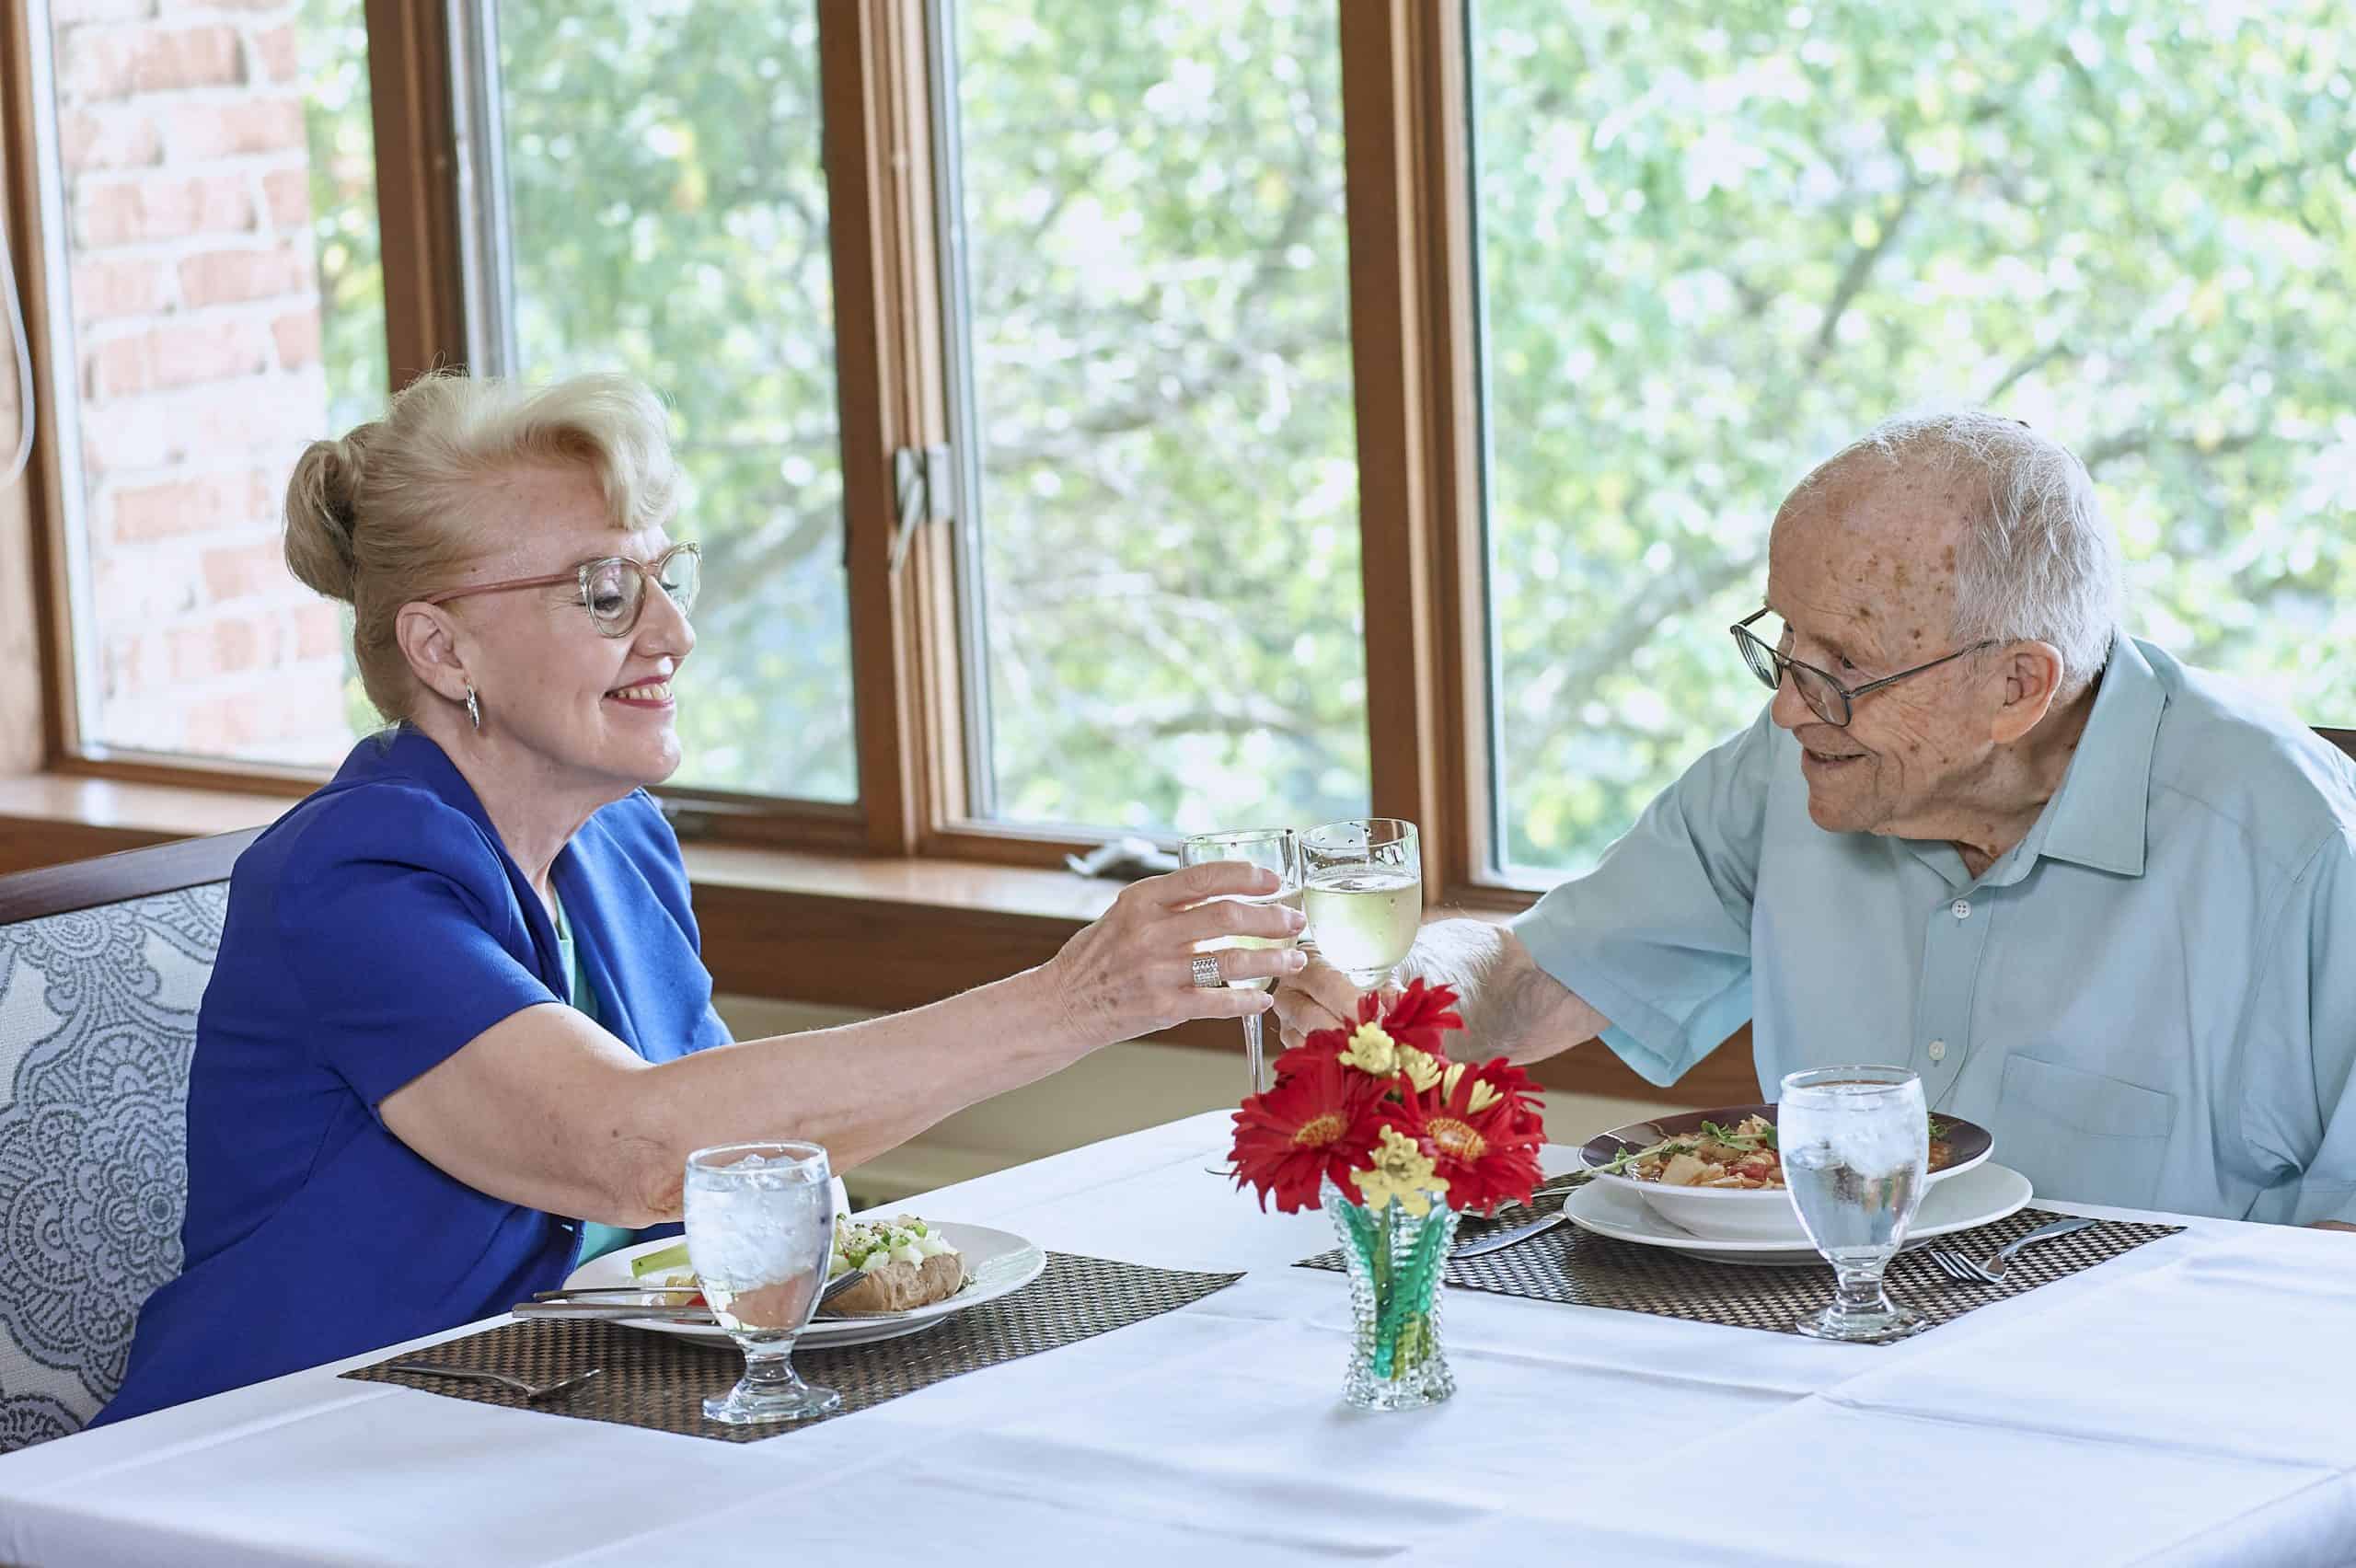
[1576,1103,1992,1241]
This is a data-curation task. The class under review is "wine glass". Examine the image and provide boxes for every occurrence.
[1779,1066,1930,1343]
[1179,827,1302,1095]
[1299,818,1422,991]
[684,1140,841,1424]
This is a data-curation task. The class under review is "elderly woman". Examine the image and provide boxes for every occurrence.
[98,373,1299,1422]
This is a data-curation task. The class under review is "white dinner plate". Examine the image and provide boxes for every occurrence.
[562,1222,1048,1348]
[1563,1160,2034,1267]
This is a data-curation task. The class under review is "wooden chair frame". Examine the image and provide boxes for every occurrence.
[0,828,262,926]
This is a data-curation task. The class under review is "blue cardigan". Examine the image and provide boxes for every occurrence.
[97,727,731,1423]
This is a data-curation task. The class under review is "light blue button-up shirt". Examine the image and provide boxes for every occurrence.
[1514,634,2356,1222]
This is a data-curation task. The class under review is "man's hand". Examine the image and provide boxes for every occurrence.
[1271,951,1369,1052]
[1274,920,1611,1066]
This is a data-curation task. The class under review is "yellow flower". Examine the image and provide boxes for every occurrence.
[1349,1125,1449,1216]
[1397,1045,1443,1093]
[1339,1021,1400,1078]
[1439,1060,1502,1113]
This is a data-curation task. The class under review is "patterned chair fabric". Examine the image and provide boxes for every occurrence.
[0,882,228,1452]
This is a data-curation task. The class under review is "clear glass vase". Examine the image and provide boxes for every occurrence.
[1322,1174,1461,1412]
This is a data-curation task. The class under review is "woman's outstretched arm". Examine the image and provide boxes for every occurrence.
[381,861,1303,1225]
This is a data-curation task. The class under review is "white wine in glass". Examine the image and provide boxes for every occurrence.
[1301,819,1421,989]
[1179,827,1302,1094]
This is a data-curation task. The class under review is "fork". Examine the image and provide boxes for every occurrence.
[381,1361,603,1401]
[1926,1216,2101,1285]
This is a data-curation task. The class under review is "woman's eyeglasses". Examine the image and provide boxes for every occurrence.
[425,542,701,639]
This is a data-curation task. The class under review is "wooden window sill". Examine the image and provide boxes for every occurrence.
[0,773,1750,1103]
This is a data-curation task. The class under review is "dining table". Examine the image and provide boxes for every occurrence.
[2,1109,2353,1567]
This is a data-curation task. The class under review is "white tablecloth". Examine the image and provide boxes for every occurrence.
[3,1113,2353,1567]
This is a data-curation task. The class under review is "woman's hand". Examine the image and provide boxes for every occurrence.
[1045,862,1309,1047]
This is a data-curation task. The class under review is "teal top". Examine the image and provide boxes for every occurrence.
[1512,633,2356,1223]
[554,889,640,1266]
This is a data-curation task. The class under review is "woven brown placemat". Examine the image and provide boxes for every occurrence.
[1297,1173,2183,1339]
[341,1251,1241,1443]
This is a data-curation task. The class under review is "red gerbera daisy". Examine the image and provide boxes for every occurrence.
[1229,1048,1387,1213]
[1382,1057,1545,1216]
[1374,979,1465,1055]
[1268,1028,1347,1086]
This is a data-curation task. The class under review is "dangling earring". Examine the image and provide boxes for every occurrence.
[464,682,481,733]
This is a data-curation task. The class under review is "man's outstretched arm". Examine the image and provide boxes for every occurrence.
[1271,917,1610,1066]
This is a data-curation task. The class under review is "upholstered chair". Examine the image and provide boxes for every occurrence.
[0,830,257,1452]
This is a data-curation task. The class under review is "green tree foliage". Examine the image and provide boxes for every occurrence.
[299,0,385,439]
[1479,0,2356,871]
[954,0,1369,832]
[296,0,387,741]
[302,1,2353,859]
[496,0,854,799]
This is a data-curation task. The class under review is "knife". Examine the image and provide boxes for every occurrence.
[517,1268,872,1320]
[512,1300,719,1323]
[1449,1209,1569,1260]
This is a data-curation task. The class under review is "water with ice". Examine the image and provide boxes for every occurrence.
[685,1152,833,1295]
[1782,1080,1928,1265]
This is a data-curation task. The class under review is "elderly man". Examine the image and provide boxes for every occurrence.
[1278,411,2356,1225]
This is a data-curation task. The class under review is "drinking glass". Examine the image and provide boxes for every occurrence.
[1779,1066,1930,1343]
[1179,826,1302,1095]
[684,1140,841,1423]
[1300,818,1422,990]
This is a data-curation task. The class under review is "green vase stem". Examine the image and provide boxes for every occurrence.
[1323,1175,1460,1411]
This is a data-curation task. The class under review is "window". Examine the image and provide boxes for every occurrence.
[941,0,1370,835]
[21,1,2345,900]
[37,0,387,767]
[1472,0,2356,879]
[489,0,855,801]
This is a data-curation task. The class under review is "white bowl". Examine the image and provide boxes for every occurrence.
[1576,1104,1994,1243]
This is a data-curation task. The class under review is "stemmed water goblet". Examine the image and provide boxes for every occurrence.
[1780,1066,1930,1343]
[684,1139,841,1424]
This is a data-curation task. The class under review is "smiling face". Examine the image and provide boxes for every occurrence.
[436,462,695,801]
[1762,461,2005,840]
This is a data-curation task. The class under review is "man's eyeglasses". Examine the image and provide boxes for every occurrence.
[1730,607,1992,727]
[425,542,701,639]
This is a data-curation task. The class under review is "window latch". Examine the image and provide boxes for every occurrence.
[889,443,953,573]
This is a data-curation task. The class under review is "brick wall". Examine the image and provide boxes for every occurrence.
[53,0,353,766]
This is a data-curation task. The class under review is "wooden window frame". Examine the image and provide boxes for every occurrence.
[1335,0,1524,916]
[0,0,1528,895]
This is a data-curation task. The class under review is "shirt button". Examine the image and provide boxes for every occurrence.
[1951,898,1972,919]
[1927,1039,1948,1062]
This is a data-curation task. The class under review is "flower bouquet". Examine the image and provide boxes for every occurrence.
[1229,980,1545,1411]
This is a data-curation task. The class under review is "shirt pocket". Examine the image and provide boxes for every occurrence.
[1997,1054,2178,1209]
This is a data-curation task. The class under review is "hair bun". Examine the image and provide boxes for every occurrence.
[282,433,366,603]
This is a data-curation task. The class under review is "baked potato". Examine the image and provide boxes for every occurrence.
[826,1250,965,1314]
[821,1214,965,1315]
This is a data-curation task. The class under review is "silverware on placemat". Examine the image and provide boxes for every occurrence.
[1926,1216,2103,1286]
[1446,1170,1593,1261]
[381,1362,601,1401]
[1450,1210,1569,1259]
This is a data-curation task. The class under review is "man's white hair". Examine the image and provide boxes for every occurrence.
[1810,410,2123,694]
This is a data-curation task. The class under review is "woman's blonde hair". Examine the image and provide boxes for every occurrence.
[283,371,679,721]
